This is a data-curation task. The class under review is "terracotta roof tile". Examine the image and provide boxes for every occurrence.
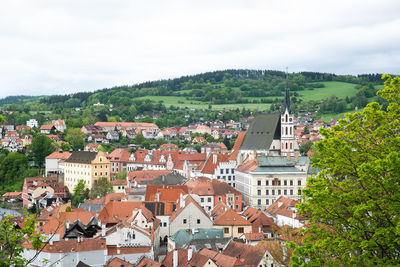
[200,154,230,175]
[23,237,106,253]
[222,240,267,266]
[46,151,72,160]
[228,131,246,160]
[265,196,299,219]
[162,247,211,267]
[213,208,251,226]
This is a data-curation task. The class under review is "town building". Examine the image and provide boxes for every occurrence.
[233,76,311,209]
[64,151,111,192]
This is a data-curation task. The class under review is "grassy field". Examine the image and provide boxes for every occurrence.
[133,96,270,110]
[133,81,362,111]
[298,81,358,101]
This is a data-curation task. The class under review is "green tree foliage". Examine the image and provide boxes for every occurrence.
[31,134,56,167]
[115,169,127,180]
[65,128,85,151]
[0,215,44,266]
[299,141,313,156]
[291,75,400,265]
[72,180,89,207]
[90,177,113,199]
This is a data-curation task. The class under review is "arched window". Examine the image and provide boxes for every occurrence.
[290,143,292,149]
[285,127,288,135]
[285,143,288,149]
[290,127,292,135]
[285,114,288,122]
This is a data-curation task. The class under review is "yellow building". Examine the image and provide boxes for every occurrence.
[64,151,110,192]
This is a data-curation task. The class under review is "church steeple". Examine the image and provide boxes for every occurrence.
[284,67,291,112]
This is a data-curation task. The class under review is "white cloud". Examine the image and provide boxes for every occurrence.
[0,0,399,97]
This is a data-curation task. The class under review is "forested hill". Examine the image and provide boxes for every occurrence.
[26,69,383,109]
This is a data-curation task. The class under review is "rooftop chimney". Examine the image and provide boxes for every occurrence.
[213,154,217,164]
[188,247,193,262]
[102,224,106,237]
[173,249,178,267]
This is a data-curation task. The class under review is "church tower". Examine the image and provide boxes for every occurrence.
[280,68,295,156]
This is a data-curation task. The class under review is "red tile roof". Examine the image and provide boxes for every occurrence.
[222,240,267,266]
[198,248,240,267]
[236,158,258,173]
[128,170,171,183]
[265,196,299,218]
[144,185,188,203]
[228,132,246,160]
[46,151,72,160]
[213,208,251,226]
[200,154,230,174]
[169,195,209,223]
[162,247,211,267]
[108,148,131,162]
[23,237,106,253]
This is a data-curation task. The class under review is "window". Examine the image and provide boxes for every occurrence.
[235,204,239,209]
[197,219,201,224]
[278,180,281,186]
[257,190,261,196]
[238,227,244,233]
[265,180,269,186]
[290,180,293,186]
[272,190,275,195]
[201,198,204,203]
[231,169,234,174]
[266,199,269,205]
[224,227,229,234]
[257,180,261,186]
[258,199,261,205]
[284,189,287,195]
[183,219,187,224]
[235,196,239,201]
[290,189,293,195]
[284,180,287,186]
[278,190,281,195]
[220,169,223,174]
[298,180,302,186]
[298,189,302,195]
[208,197,212,202]
[218,197,222,201]
[266,190,269,195]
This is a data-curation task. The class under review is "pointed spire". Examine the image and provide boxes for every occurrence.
[284,67,291,112]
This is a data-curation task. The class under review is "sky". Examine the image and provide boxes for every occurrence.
[1,0,399,97]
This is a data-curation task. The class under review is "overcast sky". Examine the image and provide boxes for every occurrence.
[1,0,399,97]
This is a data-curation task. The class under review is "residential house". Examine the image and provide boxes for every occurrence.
[81,125,105,135]
[111,179,127,193]
[265,196,304,228]
[45,150,72,176]
[108,148,131,177]
[84,143,100,152]
[106,131,119,141]
[52,120,66,132]
[241,206,277,238]
[159,143,179,151]
[26,119,38,128]
[169,195,213,236]
[212,207,252,238]
[198,153,237,188]
[40,124,56,134]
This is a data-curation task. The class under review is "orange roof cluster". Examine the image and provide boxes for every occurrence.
[94,121,159,129]
[213,208,251,226]
[159,143,179,150]
[191,179,241,197]
[128,170,171,183]
[265,196,299,218]
[242,206,277,233]
[23,237,106,253]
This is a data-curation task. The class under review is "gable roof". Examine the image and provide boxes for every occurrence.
[108,148,131,162]
[213,208,251,226]
[169,195,210,223]
[161,247,212,267]
[239,114,280,150]
[228,132,246,161]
